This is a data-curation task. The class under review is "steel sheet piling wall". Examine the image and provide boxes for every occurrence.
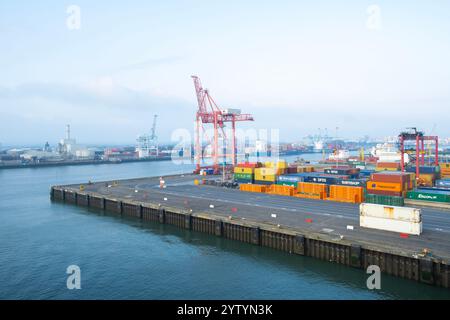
[49,186,449,289]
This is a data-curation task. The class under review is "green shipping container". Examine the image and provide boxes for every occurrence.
[365,194,404,206]
[406,190,450,203]
[234,173,253,180]
[276,181,297,187]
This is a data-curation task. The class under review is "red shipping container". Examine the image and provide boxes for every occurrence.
[376,162,400,169]
[237,162,262,168]
[371,172,408,184]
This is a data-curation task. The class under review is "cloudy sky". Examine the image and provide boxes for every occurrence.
[0,1,449,146]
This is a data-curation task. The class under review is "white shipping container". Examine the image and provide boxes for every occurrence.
[359,203,421,223]
[360,215,422,235]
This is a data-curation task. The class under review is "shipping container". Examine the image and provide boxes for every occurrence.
[336,178,368,187]
[303,174,349,185]
[234,167,254,174]
[406,165,440,174]
[268,184,295,196]
[360,216,422,235]
[254,180,275,185]
[294,192,324,200]
[367,181,403,192]
[276,181,298,187]
[366,189,405,197]
[297,182,328,195]
[234,173,253,180]
[406,189,450,203]
[365,194,404,206]
[360,203,421,222]
[237,162,262,168]
[239,184,268,193]
[234,178,254,184]
[436,179,450,188]
[327,185,364,203]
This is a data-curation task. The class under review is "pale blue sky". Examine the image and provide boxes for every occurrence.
[0,1,449,145]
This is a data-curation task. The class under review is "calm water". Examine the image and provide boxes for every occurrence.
[0,156,449,300]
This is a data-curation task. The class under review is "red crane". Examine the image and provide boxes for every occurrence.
[192,75,254,174]
[398,128,438,180]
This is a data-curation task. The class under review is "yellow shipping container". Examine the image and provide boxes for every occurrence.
[234,167,254,174]
[418,173,435,187]
[265,161,274,168]
[375,167,399,172]
[254,168,277,181]
[276,160,287,169]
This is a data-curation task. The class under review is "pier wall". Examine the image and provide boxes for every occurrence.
[51,186,449,289]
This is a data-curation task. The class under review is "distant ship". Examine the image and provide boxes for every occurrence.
[370,142,409,163]
[328,149,350,161]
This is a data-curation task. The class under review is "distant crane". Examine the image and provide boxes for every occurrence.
[136,114,159,158]
[191,75,254,173]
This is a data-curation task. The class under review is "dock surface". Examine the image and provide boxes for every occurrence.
[52,174,450,288]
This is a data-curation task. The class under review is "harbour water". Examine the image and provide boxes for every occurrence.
[0,155,449,299]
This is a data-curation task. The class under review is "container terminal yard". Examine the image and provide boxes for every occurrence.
[51,77,450,290]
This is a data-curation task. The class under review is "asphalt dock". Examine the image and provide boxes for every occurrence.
[51,174,450,289]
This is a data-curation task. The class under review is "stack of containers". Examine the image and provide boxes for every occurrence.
[234,162,260,183]
[254,167,278,185]
[326,185,364,203]
[440,163,450,179]
[376,161,401,171]
[359,203,422,235]
[406,165,440,187]
[366,171,414,198]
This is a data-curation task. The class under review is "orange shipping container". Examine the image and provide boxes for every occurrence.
[367,181,403,192]
[297,182,327,195]
[239,184,267,193]
[268,184,295,196]
[294,192,324,200]
[327,185,364,203]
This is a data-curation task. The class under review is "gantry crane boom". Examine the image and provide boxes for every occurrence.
[191,75,254,173]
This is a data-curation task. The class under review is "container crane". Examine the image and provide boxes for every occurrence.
[398,127,438,180]
[191,75,254,174]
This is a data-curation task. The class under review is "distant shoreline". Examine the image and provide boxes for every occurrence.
[0,156,174,170]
